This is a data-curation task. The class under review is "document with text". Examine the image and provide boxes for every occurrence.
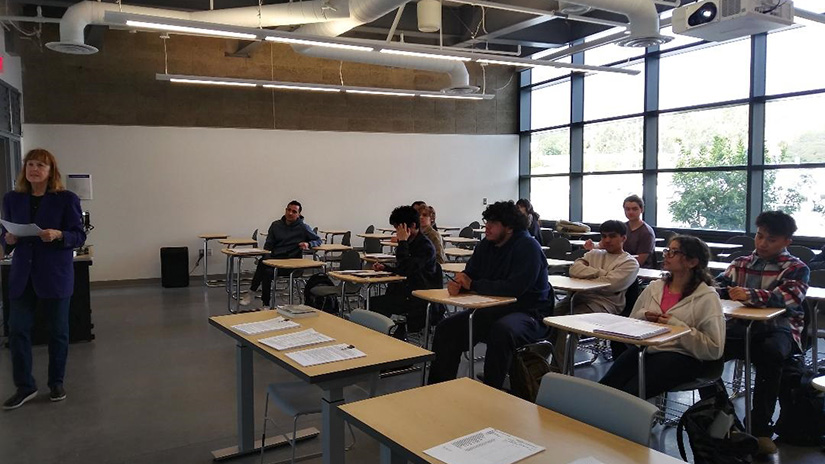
[231,317,299,335]
[285,343,366,367]
[259,329,334,351]
[423,427,545,464]
[1,219,42,237]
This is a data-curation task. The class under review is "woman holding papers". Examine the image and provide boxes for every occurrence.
[1,149,85,410]
[599,235,725,398]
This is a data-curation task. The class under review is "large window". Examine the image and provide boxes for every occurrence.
[583,117,643,172]
[658,105,749,169]
[531,127,570,174]
[530,81,570,130]
[766,23,825,96]
[582,174,643,223]
[764,167,825,237]
[657,171,747,231]
[764,94,825,165]
[583,63,645,121]
[530,176,570,220]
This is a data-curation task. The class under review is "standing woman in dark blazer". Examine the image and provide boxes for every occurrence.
[2,149,85,410]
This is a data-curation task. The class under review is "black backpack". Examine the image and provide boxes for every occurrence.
[677,392,758,464]
[509,342,553,402]
[302,274,339,314]
[774,357,825,446]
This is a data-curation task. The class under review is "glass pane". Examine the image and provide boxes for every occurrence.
[764,168,825,237]
[531,128,570,175]
[765,94,825,165]
[583,117,643,171]
[659,25,703,51]
[658,170,747,231]
[660,39,750,109]
[585,43,643,67]
[530,177,570,220]
[530,80,570,130]
[658,105,749,169]
[582,174,643,223]
[766,24,825,95]
[584,63,645,121]
[531,56,572,84]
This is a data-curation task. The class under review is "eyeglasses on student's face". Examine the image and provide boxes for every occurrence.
[662,248,685,258]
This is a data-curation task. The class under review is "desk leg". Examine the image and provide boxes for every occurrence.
[421,302,432,385]
[562,333,573,375]
[744,321,753,434]
[203,239,209,287]
[340,279,346,318]
[380,444,406,464]
[812,302,819,372]
[637,346,647,400]
[468,309,476,380]
[322,386,346,464]
[235,257,242,314]
[226,256,234,313]
[289,270,295,305]
[366,283,372,312]
[237,343,255,453]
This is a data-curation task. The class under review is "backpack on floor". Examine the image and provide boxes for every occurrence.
[302,274,339,314]
[774,357,825,446]
[677,392,758,464]
[509,342,554,402]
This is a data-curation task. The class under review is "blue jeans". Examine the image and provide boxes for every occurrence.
[9,281,71,391]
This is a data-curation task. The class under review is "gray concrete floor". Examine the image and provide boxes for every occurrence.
[0,283,823,464]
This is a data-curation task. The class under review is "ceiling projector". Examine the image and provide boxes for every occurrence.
[673,0,795,42]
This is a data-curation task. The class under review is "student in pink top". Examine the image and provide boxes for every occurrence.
[599,235,726,398]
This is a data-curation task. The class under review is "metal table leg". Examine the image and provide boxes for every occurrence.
[745,321,754,434]
[468,309,476,380]
[203,238,209,287]
[226,255,234,313]
[321,386,346,464]
[289,269,296,305]
[638,346,647,400]
[237,343,254,452]
[812,302,819,371]
[421,302,432,385]
[340,278,347,318]
[235,256,243,314]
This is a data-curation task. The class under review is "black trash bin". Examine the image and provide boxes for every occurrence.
[160,247,189,288]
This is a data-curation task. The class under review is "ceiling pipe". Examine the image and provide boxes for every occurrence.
[560,0,671,47]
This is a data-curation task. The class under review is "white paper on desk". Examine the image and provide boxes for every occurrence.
[364,253,395,259]
[231,317,299,335]
[593,319,669,340]
[449,295,500,305]
[233,247,268,254]
[285,343,365,367]
[424,427,544,464]
[259,329,333,351]
[0,219,43,237]
[576,313,624,327]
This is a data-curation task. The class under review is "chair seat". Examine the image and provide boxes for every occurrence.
[310,285,341,297]
[671,359,724,392]
[267,381,323,418]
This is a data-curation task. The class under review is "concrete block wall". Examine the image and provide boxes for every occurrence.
[20,27,518,134]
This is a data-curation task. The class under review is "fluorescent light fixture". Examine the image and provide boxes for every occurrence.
[125,20,257,40]
[262,84,340,92]
[380,49,473,62]
[265,36,374,52]
[169,78,257,87]
[346,89,416,97]
[420,94,485,100]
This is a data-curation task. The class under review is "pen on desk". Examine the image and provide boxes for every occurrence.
[341,344,355,350]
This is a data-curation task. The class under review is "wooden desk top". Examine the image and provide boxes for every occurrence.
[412,289,516,309]
[221,248,268,257]
[381,241,398,247]
[720,300,786,321]
[637,268,666,281]
[444,248,474,257]
[199,233,229,239]
[705,242,744,250]
[543,313,690,347]
[807,286,825,301]
[329,271,407,284]
[312,244,353,252]
[339,377,683,464]
[209,310,433,384]
[708,261,730,272]
[377,227,396,233]
[437,230,451,236]
[443,237,478,245]
[439,226,461,231]
[218,238,258,247]
[813,376,825,393]
[548,275,611,292]
[472,228,485,233]
[361,253,396,263]
[441,263,466,274]
[319,230,348,235]
[358,233,395,240]
[262,258,325,270]
[570,239,587,247]
[546,258,573,267]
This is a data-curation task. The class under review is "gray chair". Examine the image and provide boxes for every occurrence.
[656,229,676,243]
[365,225,375,234]
[655,359,724,427]
[459,226,474,238]
[540,229,555,245]
[546,237,572,259]
[469,221,480,229]
[722,249,752,263]
[726,235,755,251]
[310,249,363,314]
[535,373,658,446]
[566,248,587,261]
[259,309,395,464]
[787,245,815,264]
[364,237,383,254]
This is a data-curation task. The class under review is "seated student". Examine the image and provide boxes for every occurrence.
[552,220,639,365]
[599,235,725,398]
[809,244,825,271]
[371,206,442,332]
[241,200,322,308]
[516,198,543,246]
[584,194,656,268]
[415,204,446,264]
[427,201,551,390]
[699,211,809,456]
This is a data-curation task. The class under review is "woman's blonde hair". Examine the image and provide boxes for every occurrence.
[15,149,64,193]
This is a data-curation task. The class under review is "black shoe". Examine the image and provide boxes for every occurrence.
[50,385,66,402]
[3,389,38,410]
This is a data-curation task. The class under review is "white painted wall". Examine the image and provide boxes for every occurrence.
[22,125,519,281]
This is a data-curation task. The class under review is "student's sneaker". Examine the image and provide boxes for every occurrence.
[50,385,67,402]
[756,436,778,455]
[240,294,253,306]
[3,389,37,410]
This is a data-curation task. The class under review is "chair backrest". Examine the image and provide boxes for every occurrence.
[349,309,395,335]
[341,231,352,247]
[540,229,555,245]
[546,237,572,259]
[364,237,383,254]
[535,373,658,446]
[656,229,676,243]
[809,270,825,287]
[723,249,752,263]
[365,225,375,234]
[469,221,480,229]
[787,245,815,264]
[725,235,755,251]
[620,279,641,317]
[252,228,258,241]
[459,226,474,238]
[566,248,586,261]
[340,249,362,271]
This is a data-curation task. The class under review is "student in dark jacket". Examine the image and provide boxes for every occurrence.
[2,149,86,410]
[371,206,442,331]
[517,198,543,246]
[427,201,551,390]
[809,244,825,271]
[242,200,321,308]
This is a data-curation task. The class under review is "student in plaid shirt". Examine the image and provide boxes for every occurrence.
[701,211,810,456]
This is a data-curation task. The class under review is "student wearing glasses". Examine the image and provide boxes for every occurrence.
[584,194,656,268]
[599,236,725,398]
[241,200,321,308]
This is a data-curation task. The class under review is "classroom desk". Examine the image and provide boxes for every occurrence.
[546,258,574,268]
[472,228,484,234]
[312,244,353,264]
[813,376,825,393]
[438,226,461,231]
[218,238,258,248]
[208,310,434,463]
[444,248,474,261]
[708,260,730,272]
[543,313,689,399]
[412,288,516,382]
[327,271,406,314]
[263,258,326,305]
[637,268,666,281]
[721,299,786,434]
[339,377,683,464]
[318,230,349,244]
[436,230,451,236]
[198,233,228,287]
[441,262,465,274]
[442,236,478,246]
[380,240,397,248]
[361,252,396,264]
[376,227,396,234]
[804,286,825,371]
[358,233,396,240]
[221,248,269,313]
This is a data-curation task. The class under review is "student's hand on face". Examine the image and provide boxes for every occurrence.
[396,224,410,241]
[448,279,462,296]
[583,239,594,251]
[298,242,309,250]
[657,313,672,324]
[372,263,385,271]
[728,286,749,301]
[644,311,660,322]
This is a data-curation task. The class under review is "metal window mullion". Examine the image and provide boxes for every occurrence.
[748,33,767,232]
[570,50,585,222]
[519,133,531,198]
[520,69,532,200]
[643,45,660,226]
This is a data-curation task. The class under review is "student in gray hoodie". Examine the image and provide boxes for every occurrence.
[242,200,321,308]
[599,235,725,398]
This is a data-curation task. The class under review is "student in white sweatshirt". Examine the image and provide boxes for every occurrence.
[599,235,725,398]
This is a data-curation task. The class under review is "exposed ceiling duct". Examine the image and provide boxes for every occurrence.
[560,0,672,47]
